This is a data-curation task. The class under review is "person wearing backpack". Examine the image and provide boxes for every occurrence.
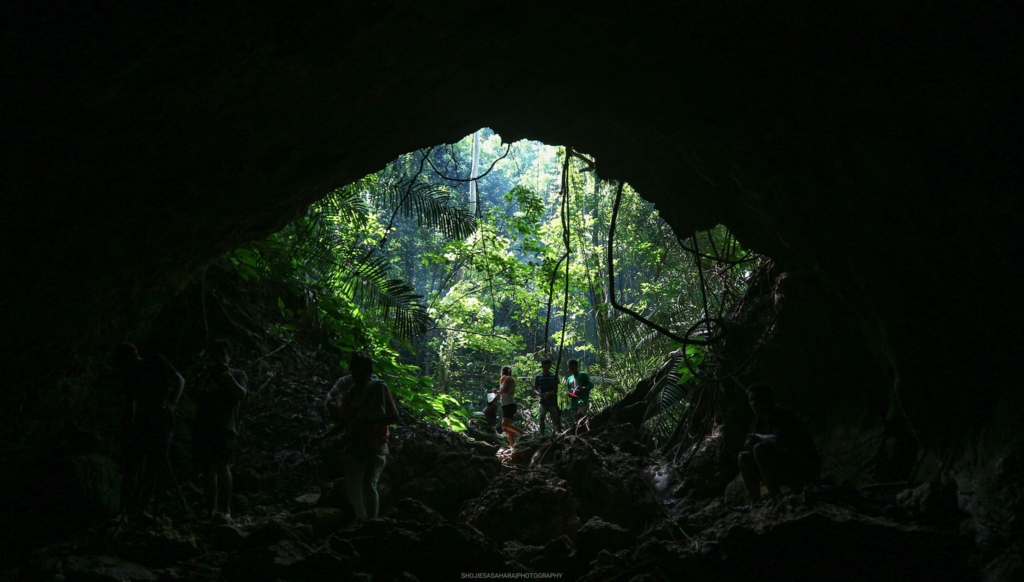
[312,351,399,520]
[193,339,248,522]
[114,343,185,520]
[322,360,373,423]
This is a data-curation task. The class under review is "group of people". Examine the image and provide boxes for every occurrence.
[114,341,818,525]
[115,340,248,523]
[481,358,595,447]
[116,343,400,523]
[478,359,820,502]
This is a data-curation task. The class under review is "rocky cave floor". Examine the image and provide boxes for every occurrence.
[0,273,989,581]
[4,413,981,582]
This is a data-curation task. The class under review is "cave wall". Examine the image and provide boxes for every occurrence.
[2,0,1021,523]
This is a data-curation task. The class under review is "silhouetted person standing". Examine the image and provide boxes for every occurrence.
[738,384,820,502]
[114,343,184,520]
[533,359,560,436]
[194,339,247,521]
[313,351,399,520]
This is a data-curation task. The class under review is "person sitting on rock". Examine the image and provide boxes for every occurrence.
[312,351,400,520]
[482,389,500,434]
[533,358,561,436]
[194,339,248,522]
[113,342,185,521]
[738,384,820,502]
[494,366,525,447]
[565,359,594,422]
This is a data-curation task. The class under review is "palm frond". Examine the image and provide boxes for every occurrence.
[365,179,477,240]
[334,246,430,339]
[317,184,370,223]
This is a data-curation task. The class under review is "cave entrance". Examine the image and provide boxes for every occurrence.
[227,129,778,447]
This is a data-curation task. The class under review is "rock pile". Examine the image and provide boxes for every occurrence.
[1,411,983,581]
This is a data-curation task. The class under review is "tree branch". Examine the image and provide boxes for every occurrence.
[428,327,519,344]
[608,182,707,346]
[425,143,512,183]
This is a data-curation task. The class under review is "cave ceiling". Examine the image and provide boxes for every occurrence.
[1,2,1020,439]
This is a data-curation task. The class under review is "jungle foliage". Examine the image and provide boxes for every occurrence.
[227,129,768,436]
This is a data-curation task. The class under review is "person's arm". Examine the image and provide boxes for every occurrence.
[533,376,541,396]
[168,370,185,412]
[324,379,342,417]
[580,373,594,391]
[380,385,400,425]
[158,357,186,412]
[495,377,513,396]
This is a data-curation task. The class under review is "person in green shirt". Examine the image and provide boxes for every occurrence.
[565,359,594,421]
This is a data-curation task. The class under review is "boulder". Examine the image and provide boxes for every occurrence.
[290,507,349,538]
[510,443,541,466]
[382,444,501,518]
[723,474,751,507]
[668,427,741,500]
[294,492,321,507]
[385,497,445,525]
[705,507,975,581]
[896,480,961,525]
[597,423,637,447]
[62,555,157,581]
[470,440,500,457]
[553,437,659,530]
[242,518,297,549]
[208,523,249,552]
[345,518,517,579]
[223,539,354,582]
[575,516,636,562]
[118,527,200,564]
[525,535,586,578]
[459,474,582,544]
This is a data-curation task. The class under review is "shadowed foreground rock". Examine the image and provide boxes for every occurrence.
[2,423,983,581]
[459,473,583,545]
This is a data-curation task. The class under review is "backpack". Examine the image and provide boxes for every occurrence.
[340,378,389,457]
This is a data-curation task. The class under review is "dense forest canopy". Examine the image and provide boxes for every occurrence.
[228,130,767,436]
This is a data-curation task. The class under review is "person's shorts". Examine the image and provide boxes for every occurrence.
[539,400,560,422]
[501,403,517,419]
[194,430,237,467]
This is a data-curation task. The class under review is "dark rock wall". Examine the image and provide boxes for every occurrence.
[2,0,1021,544]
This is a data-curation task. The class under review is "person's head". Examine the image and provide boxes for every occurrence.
[541,358,552,373]
[747,384,776,416]
[350,350,374,379]
[568,359,579,374]
[501,366,512,377]
[208,339,232,364]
